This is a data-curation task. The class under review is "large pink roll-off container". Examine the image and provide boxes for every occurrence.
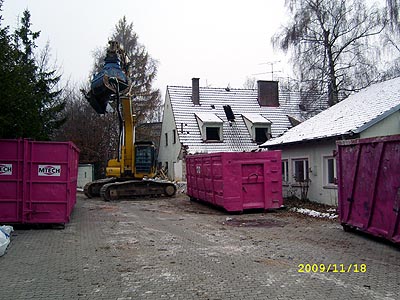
[0,139,79,224]
[186,151,282,213]
[337,135,400,244]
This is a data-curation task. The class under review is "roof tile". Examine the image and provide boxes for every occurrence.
[263,77,400,147]
[167,85,304,153]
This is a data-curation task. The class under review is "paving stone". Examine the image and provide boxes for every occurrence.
[0,194,399,299]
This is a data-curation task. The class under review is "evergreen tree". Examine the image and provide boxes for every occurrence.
[0,4,65,140]
[92,16,161,124]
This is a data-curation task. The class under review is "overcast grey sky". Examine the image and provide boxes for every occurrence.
[2,0,290,94]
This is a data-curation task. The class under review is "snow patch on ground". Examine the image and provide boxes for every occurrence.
[290,207,338,219]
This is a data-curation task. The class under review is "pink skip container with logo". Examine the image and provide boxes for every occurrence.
[337,135,400,244]
[186,151,282,212]
[0,139,79,224]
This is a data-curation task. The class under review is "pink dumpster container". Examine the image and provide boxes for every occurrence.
[186,151,282,212]
[0,139,79,224]
[337,135,400,244]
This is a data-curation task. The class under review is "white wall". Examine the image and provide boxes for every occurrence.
[279,140,338,206]
[361,110,400,139]
[173,160,186,181]
[277,111,400,206]
[77,164,93,189]
[158,93,183,180]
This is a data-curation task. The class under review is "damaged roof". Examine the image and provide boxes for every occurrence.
[262,77,400,147]
[167,85,305,154]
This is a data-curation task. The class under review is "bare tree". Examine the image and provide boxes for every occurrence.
[387,0,399,31]
[243,76,256,89]
[383,0,400,77]
[273,0,386,106]
[54,85,119,178]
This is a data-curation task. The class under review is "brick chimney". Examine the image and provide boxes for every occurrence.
[257,80,279,107]
[192,78,200,105]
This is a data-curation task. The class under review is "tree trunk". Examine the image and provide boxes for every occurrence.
[323,30,339,106]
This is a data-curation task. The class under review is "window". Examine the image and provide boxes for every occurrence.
[135,145,154,174]
[242,114,271,144]
[173,129,176,144]
[255,127,269,145]
[324,157,337,185]
[293,159,309,182]
[195,112,223,142]
[165,133,168,146]
[206,127,220,141]
[282,160,289,183]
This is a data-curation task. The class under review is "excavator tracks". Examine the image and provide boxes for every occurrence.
[100,180,177,201]
[83,178,118,198]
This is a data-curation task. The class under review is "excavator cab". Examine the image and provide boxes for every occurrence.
[134,141,157,176]
[105,141,156,179]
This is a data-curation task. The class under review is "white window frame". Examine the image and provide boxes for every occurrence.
[323,156,337,187]
[282,159,289,183]
[242,114,271,144]
[292,158,309,183]
[195,113,223,142]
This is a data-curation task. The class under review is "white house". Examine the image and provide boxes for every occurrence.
[158,78,315,181]
[262,77,400,206]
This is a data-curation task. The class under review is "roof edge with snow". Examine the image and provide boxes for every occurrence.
[260,77,400,148]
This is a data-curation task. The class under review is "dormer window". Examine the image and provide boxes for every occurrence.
[242,113,272,145]
[195,112,223,142]
[255,127,269,144]
[205,127,220,140]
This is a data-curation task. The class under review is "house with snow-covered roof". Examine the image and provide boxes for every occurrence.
[261,76,400,206]
[158,78,313,181]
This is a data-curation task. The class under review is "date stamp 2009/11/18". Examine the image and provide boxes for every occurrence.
[298,263,367,273]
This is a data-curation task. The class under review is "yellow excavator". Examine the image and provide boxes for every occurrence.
[83,41,176,201]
